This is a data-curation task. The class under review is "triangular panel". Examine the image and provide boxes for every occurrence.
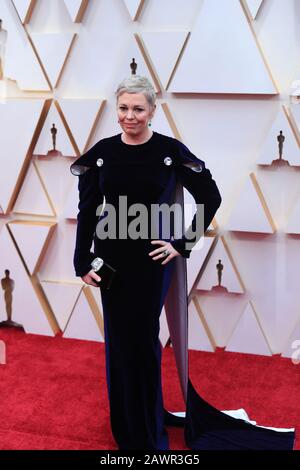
[30,32,76,89]
[187,236,215,294]
[151,102,176,137]
[63,0,88,23]
[56,99,105,153]
[289,104,300,139]
[0,99,45,214]
[12,0,36,24]
[169,0,277,94]
[226,173,276,233]
[140,31,189,89]
[13,162,55,217]
[63,179,80,219]
[196,236,244,294]
[245,0,264,19]
[64,287,104,342]
[0,226,54,335]
[1,2,49,90]
[196,295,245,347]
[122,0,145,21]
[257,106,300,166]
[36,221,78,281]
[225,302,272,355]
[34,156,76,216]
[41,281,82,331]
[33,103,76,157]
[111,35,160,93]
[8,220,56,274]
[188,300,215,352]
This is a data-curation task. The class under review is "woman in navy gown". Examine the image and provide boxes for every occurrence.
[70,75,295,450]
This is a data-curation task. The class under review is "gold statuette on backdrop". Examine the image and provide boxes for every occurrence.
[47,123,62,157]
[271,130,289,167]
[130,58,137,75]
[0,269,24,331]
[212,259,228,293]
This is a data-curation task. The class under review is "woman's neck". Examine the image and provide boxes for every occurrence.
[121,130,153,145]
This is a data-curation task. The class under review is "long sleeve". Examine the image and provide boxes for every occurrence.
[70,142,104,277]
[170,140,222,258]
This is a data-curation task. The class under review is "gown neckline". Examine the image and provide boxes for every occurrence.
[118,131,157,147]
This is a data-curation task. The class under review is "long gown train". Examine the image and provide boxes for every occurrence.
[99,240,295,450]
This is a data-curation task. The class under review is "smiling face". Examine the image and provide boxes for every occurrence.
[117,92,155,138]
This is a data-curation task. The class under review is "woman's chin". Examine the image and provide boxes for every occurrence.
[124,128,141,136]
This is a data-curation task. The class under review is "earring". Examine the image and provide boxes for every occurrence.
[148,120,152,127]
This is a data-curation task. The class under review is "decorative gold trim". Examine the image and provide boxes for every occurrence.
[166,32,190,91]
[12,0,37,24]
[250,172,276,232]
[32,159,57,216]
[74,0,89,23]
[5,224,61,335]
[40,279,84,285]
[7,219,57,275]
[193,297,217,349]
[83,100,106,152]
[23,35,52,91]
[192,235,246,294]
[134,33,161,93]
[242,0,264,21]
[62,286,83,334]
[134,0,145,21]
[55,34,77,89]
[34,223,56,274]
[221,235,246,292]
[160,102,181,140]
[250,300,273,353]
[231,300,273,354]
[27,33,77,90]
[7,100,52,215]
[210,218,219,231]
[283,105,300,147]
[31,273,61,334]
[55,99,106,156]
[239,0,279,94]
[25,0,37,24]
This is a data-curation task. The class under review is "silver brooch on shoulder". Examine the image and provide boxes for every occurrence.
[164,157,173,166]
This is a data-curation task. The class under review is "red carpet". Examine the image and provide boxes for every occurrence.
[0,328,298,450]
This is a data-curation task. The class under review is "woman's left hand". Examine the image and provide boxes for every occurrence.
[148,240,180,265]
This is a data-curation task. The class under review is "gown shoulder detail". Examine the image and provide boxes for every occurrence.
[171,138,206,173]
[70,138,110,176]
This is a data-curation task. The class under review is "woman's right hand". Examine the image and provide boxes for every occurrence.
[81,269,101,287]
